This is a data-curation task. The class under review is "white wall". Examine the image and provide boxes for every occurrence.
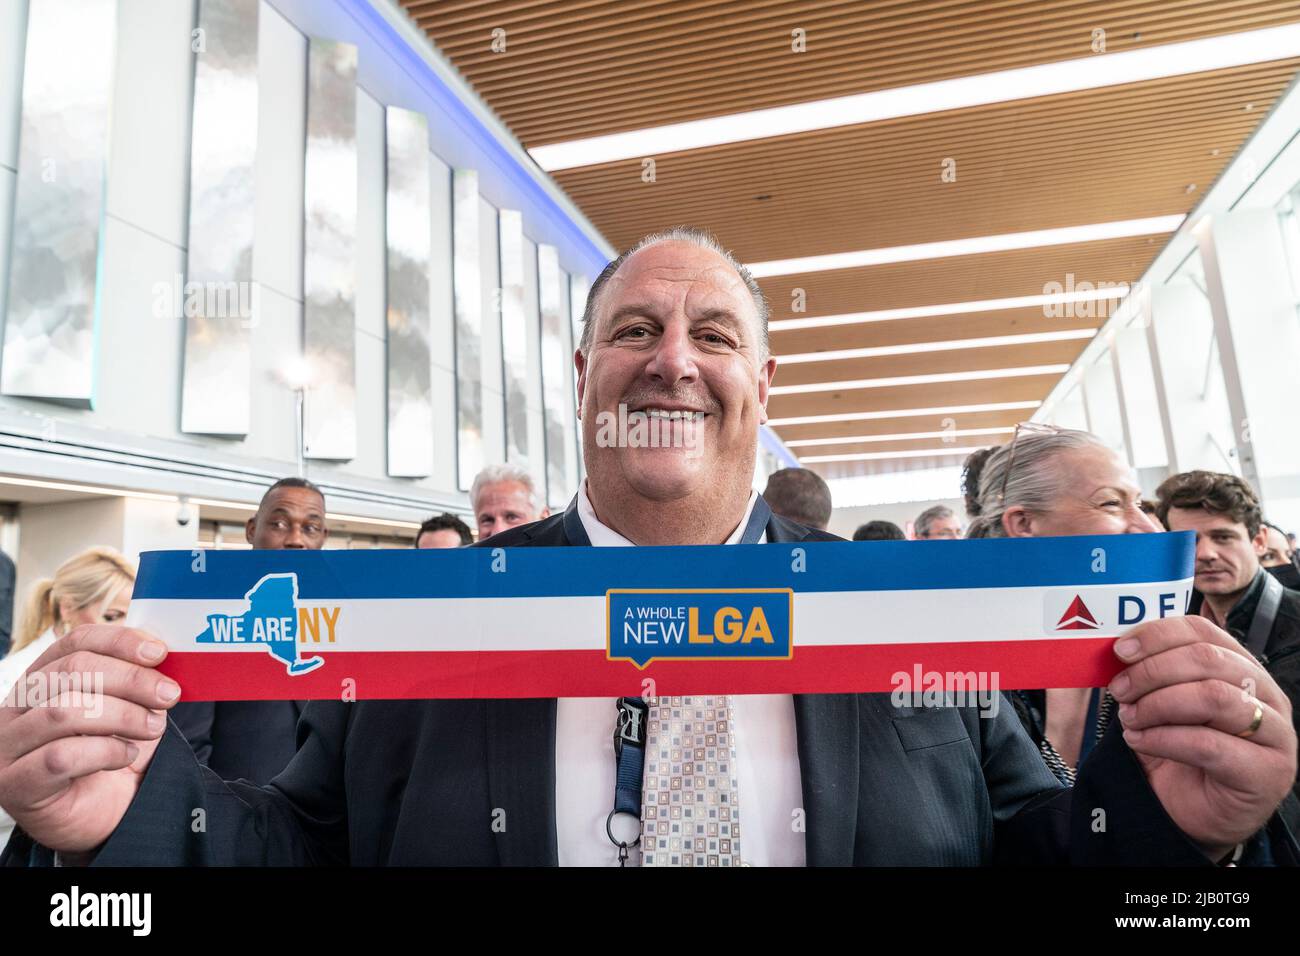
[14,496,198,617]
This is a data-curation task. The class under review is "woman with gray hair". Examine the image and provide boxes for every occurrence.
[963,424,1162,784]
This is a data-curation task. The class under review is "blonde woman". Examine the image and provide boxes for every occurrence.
[0,547,134,851]
[0,547,136,701]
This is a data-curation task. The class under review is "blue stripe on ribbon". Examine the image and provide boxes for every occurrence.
[133,532,1194,601]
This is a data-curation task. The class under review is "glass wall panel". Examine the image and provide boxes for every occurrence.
[2,0,117,405]
[385,106,434,477]
[453,168,483,489]
[180,0,258,435]
[539,246,576,507]
[499,209,530,469]
[302,38,357,460]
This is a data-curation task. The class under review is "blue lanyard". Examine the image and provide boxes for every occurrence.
[600,494,772,864]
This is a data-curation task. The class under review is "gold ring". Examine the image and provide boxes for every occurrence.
[1236,701,1264,739]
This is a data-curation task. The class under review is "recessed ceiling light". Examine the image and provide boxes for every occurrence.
[777,328,1095,364]
[769,364,1070,395]
[746,217,1182,278]
[768,400,1041,427]
[769,286,1129,332]
[529,24,1300,170]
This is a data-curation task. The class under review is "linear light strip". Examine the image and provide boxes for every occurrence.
[785,427,1015,447]
[768,400,1041,427]
[777,328,1095,364]
[747,217,1182,278]
[0,475,177,502]
[0,476,422,531]
[800,446,992,463]
[769,287,1129,332]
[530,24,1300,171]
[770,364,1069,395]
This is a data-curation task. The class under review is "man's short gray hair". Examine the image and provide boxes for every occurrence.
[913,505,955,538]
[577,226,770,359]
[470,463,540,513]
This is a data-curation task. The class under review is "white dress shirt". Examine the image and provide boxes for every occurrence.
[554,485,806,866]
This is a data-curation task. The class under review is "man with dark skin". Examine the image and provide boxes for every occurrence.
[170,478,327,783]
[244,480,328,551]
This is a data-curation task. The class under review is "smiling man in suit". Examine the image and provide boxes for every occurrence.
[0,227,1296,867]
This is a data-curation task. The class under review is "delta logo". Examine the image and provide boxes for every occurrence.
[1057,595,1101,630]
[607,588,794,669]
[194,573,342,676]
[1044,586,1192,634]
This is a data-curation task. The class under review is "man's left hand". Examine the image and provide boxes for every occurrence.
[1109,614,1297,860]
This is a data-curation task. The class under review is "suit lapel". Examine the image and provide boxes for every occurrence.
[792,694,860,865]
[481,496,579,865]
[485,698,560,865]
[767,514,861,863]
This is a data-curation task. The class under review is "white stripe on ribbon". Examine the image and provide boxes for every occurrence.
[127,579,1193,655]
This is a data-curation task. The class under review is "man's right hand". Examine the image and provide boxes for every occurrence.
[0,625,178,854]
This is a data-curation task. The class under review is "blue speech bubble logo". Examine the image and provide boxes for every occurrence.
[606,588,793,669]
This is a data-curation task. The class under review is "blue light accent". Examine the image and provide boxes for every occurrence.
[335,0,611,279]
[759,425,800,468]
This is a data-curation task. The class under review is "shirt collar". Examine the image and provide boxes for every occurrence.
[576,481,764,547]
[1196,567,1267,633]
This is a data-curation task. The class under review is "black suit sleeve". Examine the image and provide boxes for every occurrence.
[994,723,1300,865]
[169,701,215,768]
[3,700,353,866]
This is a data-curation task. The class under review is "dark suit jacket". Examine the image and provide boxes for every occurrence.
[170,700,304,785]
[5,500,1297,866]
[1191,571,1300,805]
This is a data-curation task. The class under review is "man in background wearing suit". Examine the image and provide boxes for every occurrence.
[168,477,326,784]
[0,227,1295,866]
[761,466,833,531]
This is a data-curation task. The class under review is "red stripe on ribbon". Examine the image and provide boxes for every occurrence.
[158,637,1125,701]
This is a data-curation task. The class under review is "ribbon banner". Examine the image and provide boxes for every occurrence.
[128,533,1195,701]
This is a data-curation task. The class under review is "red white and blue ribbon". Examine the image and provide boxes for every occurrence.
[126,533,1195,701]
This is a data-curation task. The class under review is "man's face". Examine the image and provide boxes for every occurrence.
[917,515,962,539]
[417,529,464,549]
[1258,526,1292,568]
[1165,507,1265,597]
[1004,446,1161,538]
[474,480,544,539]
[246,487,327,550]
[575,241,777,502]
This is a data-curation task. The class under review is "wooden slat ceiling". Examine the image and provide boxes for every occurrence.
[404,0,1300,144]
[401,0,1300,480]
[556,64,1295,261]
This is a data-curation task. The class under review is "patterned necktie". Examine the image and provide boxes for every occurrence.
[640,695,741,866]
